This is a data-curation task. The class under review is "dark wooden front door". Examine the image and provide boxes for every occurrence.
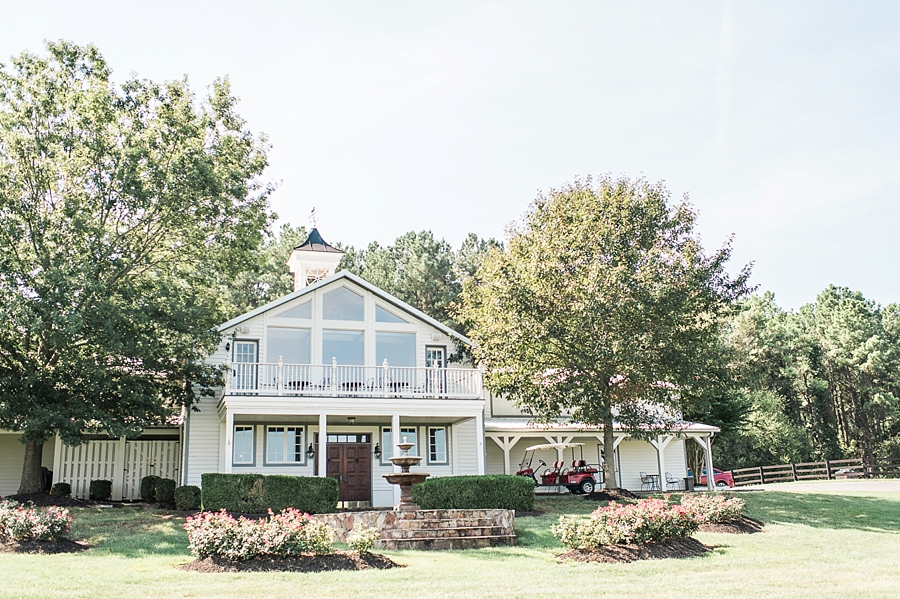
[325,443,371,502]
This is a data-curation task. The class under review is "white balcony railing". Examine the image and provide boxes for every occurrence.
[225,359,482,400]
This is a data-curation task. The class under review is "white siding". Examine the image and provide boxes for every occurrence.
[452,418,479,475]
[184,397,222,486]
[0,434,55,496]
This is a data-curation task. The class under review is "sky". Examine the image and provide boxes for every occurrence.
[2,1,899,309]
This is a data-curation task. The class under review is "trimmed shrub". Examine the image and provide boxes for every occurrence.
[50,483,71,497]
[155,478,176,506]
[410,475,535,511]
[553,498,698,549]
[347,524,380,555]
[200,473,339,514]
[0,500,72,541]
[140,475,161,502]
[174,485,202,511]
[680,493,745,523]
[183,508,333,560]
[89,480,112,501]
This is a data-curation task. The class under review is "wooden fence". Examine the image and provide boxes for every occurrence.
[731,457,900,487]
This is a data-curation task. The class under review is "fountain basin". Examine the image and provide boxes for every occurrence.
[383,472,430,486]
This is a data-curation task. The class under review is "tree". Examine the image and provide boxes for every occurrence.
[0,42,272,493]
[457,176,751,488]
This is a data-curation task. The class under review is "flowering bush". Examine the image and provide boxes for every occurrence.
[346,524,381,555]
[0,500,72,542]
[184,508,333,560]
[552,498,698,549]
[680,493,745,523]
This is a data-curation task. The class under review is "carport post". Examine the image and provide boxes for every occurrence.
[705,433,715,491]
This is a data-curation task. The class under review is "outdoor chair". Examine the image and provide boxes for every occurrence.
[665,472,682,490]
[640,471,653,491]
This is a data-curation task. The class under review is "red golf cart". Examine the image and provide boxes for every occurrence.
[516,442,604,494]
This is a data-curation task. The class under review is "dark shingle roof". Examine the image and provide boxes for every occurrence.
[294,228,343,253]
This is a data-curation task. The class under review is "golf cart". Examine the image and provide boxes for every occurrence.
[516,442,604,494]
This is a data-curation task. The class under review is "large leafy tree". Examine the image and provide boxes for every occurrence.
[0,42,272,493]
[458,176,751,488]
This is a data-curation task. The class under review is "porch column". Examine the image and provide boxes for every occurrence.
[705,433,716,491]
[111,437,127,501]
[225,410,234,473]
[650,435,674,492]
[475,411,486,475]
[318,413,328,478]
[391,414,401,505]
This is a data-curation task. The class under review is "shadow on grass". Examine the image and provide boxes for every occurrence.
[745,492,900,532]
[69,507,190,558]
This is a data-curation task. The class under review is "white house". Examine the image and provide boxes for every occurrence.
[1,229,723,502]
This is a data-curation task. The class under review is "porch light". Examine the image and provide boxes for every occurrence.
[374,443,381,459]
[306,443,316,459]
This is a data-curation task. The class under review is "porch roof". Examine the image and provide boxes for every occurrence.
[484,417,719,434]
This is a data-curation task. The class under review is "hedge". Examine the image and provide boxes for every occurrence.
[200,473,339,514]
[155,478,176,505]
[411,475,535,511]
[140,475,160,502]
[50,482,71,497]
[174,485,202,511]
[89,479,112,501]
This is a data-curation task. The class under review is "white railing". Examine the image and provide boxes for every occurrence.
[226,359,482,400]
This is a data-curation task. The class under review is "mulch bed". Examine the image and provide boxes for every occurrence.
[179,551,403,573]
[3,493,89,508]
[584,488,640,502]
[0,538,90,554]
[560,537,711,563]
[698,515,764,534]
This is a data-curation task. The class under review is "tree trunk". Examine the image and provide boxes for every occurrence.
[603,413,618,489]
[18,438,45,494]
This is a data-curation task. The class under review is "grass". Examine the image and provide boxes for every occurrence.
[2,488,900,599]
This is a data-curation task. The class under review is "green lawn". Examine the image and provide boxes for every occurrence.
[2,489,900,599]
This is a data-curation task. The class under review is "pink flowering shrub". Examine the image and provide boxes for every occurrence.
[184,508,333,560]
[0,500,72,542]
[552,498,698,549]
[680,493,745,523]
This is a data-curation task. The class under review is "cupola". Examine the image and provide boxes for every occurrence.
[286,228,344,291]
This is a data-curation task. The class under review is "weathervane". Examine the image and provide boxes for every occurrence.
[309,207,317,229]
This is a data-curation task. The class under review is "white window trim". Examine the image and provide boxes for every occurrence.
[232,425,256,466]
[381,426,419,465]
[427,426,449,465]
[264,425,307,466]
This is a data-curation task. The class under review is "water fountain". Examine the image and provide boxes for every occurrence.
[383,439,429,511]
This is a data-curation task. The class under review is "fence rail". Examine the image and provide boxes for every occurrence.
[731,457,900,486]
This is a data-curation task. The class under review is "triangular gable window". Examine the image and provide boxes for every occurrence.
[274,301,311,319]
[376,305,408,324]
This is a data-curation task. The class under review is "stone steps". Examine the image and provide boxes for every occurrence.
[379,534,517,551]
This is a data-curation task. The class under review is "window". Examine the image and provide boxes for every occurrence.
[266,327,311,364]
[232,341,258,391]
[322,330,364,365]
[266,426,304,464]
[428,427,448,464]
[274,302,311,319]
[376,332,416,367]
[323,287,364,321]
[375,305,408,323]
[233,426,254,465]
[381,427,418,463]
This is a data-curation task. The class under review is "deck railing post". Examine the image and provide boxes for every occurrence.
[277,357,284,396]
[382,359,390,398]
[331,358,338,397]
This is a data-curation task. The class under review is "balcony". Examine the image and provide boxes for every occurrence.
[225,360,483,400]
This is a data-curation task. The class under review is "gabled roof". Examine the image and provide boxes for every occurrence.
[217,270,471,346]
[294,228,343,253]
